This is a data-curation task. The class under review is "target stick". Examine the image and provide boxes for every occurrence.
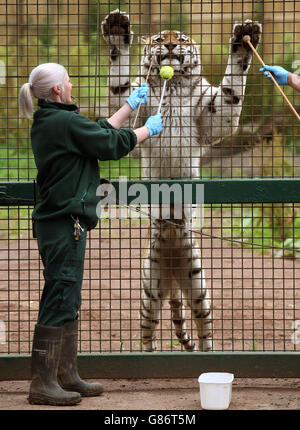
[157,66,175,114]
[157,79,167,114]
[133,57,155,128]
[243,35,300,121]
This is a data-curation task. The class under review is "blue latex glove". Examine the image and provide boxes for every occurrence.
[126,83,149,110]
[145,113,163,137]
[260,65,290,85]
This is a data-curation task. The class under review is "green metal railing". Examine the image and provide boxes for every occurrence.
[2,179,300,206]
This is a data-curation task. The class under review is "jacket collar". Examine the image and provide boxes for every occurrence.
[37,99,79,112]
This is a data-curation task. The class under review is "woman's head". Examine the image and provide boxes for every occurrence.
[19,63,72,119]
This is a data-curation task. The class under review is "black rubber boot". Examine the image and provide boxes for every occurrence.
[28,325,81,406]
[58,320,104,397]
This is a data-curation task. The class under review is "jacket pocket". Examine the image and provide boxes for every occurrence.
[44,278,81,314]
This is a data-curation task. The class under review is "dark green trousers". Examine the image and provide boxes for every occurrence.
[34,216,87,327]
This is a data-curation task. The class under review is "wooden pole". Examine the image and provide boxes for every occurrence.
[133,57,155,128]
[243,35,300,121]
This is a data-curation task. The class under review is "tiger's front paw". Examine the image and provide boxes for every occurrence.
[101,8,133,46]
[231,19,262,53]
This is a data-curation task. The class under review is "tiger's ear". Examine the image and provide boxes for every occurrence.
[139,35,151,45]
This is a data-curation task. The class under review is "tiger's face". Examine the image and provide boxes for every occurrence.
[142,30,200,75]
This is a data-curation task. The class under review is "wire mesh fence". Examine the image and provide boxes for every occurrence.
[1,1,300,363]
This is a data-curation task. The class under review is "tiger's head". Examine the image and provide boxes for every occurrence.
[141,30,201,78]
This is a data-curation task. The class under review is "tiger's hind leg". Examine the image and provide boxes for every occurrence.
[184,269,213,352]
[169,295,196,351]
[173,236,212,352]
[140,241,171,352]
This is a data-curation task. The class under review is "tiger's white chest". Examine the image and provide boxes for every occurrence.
[141,85,203,179]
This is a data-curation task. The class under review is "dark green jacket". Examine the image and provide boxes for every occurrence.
[31,99,137,230]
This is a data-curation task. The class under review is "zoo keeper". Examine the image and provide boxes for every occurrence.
[260,64,300,92]
[19,62,163,406]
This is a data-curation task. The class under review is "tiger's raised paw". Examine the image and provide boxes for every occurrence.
[231,19,262,53]
[101,8,133,46]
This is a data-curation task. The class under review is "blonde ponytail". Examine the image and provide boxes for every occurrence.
[19,63,68,119]
[19,82,34,119]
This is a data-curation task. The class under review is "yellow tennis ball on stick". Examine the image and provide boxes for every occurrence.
[160,66,174,80]
[157,66,174,114]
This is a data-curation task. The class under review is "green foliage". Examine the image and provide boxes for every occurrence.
[161,0,190,34]
[100,156,141,181]
[222,202,298,257]
[219,135,300,258]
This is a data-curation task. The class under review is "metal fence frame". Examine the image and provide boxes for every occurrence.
[2,0,300,381]
[0,179,300,380]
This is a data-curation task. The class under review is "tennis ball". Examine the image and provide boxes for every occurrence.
[160,66,174,80]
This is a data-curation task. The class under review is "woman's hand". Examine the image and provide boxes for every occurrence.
[145,113,163,137]
[133,113,163,143]
[126,84,149,110]
[260,65,290,85]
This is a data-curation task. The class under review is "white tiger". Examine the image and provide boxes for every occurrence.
[101,9,262,352]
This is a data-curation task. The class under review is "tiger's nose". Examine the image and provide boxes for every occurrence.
[165,43,177,51]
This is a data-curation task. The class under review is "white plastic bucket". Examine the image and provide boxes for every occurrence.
[198,372,234,410]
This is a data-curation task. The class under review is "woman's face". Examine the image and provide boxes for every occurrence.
[62,74,73,103]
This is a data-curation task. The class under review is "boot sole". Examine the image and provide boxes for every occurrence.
[62,389,103,397]
[28,394,81,406]
[78,391,103,397]
[60,383,104,397]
